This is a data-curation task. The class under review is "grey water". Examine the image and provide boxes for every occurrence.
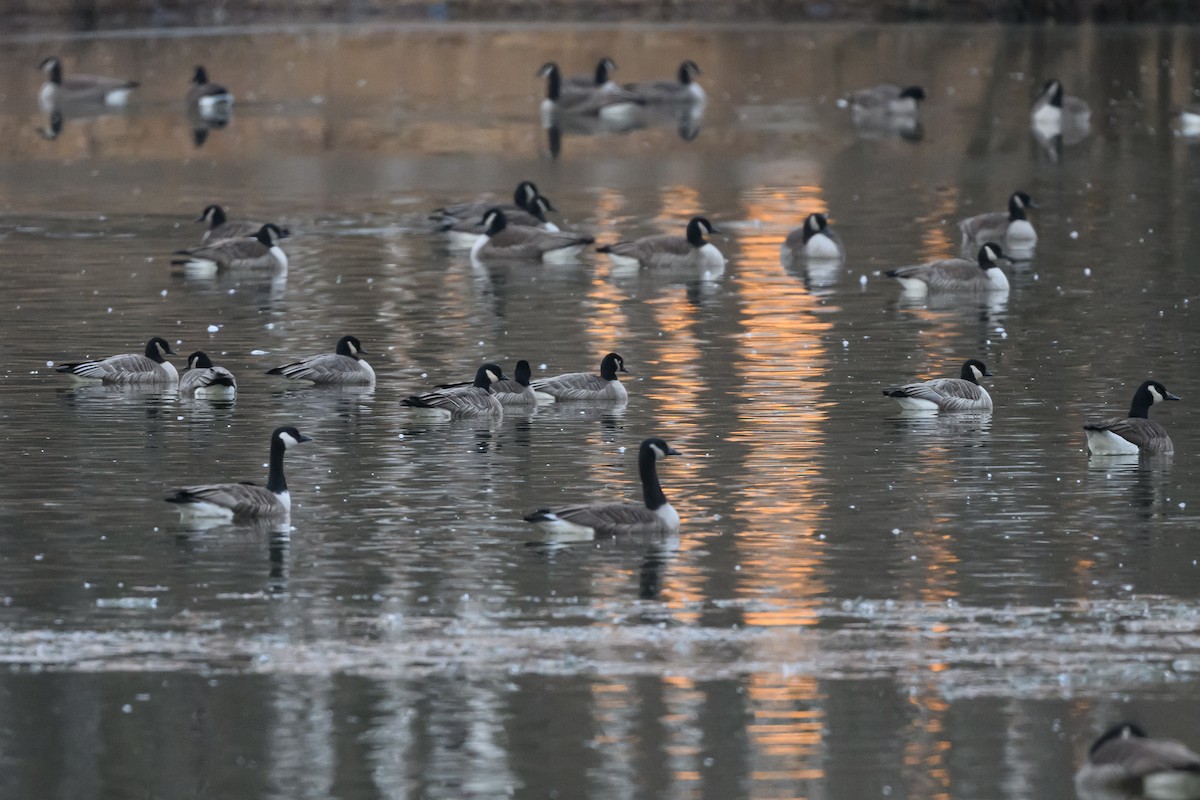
[2,21,1200,799]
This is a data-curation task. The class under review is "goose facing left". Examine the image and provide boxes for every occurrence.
[524,438,681,540]
[885,243,1009,294]
[537,61,644,118]
[172,223,288,273]
[267,335,375,387]
[39,56,138,110]
[178,351,237,399]
[56,337,178,385]
[597,216,725,272]
[1076,722,1200,800]
[1084,380,1180,456]
[883,359,994,413]
[165,426,312,522]
[470,207,594,263]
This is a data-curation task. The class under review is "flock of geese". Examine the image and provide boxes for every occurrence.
[37,53,1191,784]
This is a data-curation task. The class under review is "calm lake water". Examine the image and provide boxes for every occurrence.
[2,20,1200,799]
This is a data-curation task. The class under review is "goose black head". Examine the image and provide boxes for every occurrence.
[145,337,177,362]
[196,204,226,224]
[537,62,561,100]
[900,85,926,101]
[39,57,62,84]
[600,352,628,380]
[1039,79,1064,108]
[273,425,313,449]
[253,223,285,246]
[685,217,718,247]
[803,212,829,242]
[960,359,993,384]
[1129,381,1180,418]
[529,195,556,223]
[1144,380,1180,405]
[1008,191,1037,220]
[481,207,508,236]
[192,66,209,85]
[474,363,503,388]
[1089,723,1147,757]
[594,57,617,85]
[679,60,702,84]
[335,335,366,358]
[642,437,682,460]
[186,351,215,370]
[976,242,1007,268]
[513,180,540,208]
[513,359,532,386]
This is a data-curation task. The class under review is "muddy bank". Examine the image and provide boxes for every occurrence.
[2,0,1198,32]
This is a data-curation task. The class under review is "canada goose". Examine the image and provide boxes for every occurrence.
[531,352,628,402]
[186,66,233,116]
[1076,723,1200,800]
[1084,380,1180,456]
[491,359,542,405]
[1032,79,1091,134]
[165,426,312,521]
[885,243,1009,294]
[597,217,725,273]
[172,223,288,273]
[39,56,138,110]
[524,438,681,539]
[849,84,926,116]
[958,191,1037,250]
[624,60,705,104]
[56,336,178,385]
[782,213,845,261]
[883,359,993,413]
[537,62,644,118]
[432,180,540,226]
[267,335,376,387]
[402,364,504,419]
[564,57,620,92]
[443,194,560,247]
[195,205,288,245]
[178,351,237,399]
[470,208,594,263]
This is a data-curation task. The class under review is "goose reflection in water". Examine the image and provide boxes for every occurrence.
[543,102,705,158]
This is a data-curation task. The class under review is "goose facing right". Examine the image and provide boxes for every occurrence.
[883,359,993,413]
[165,425,312,521]
[524,437,681,539]
[1076,723,1200,800]
[173,223,288,273]
[530,352,628,402]
[885,243,1009,294]
[39,56,138,110]
[624,60,705,104]
[538,61,644,118]
[564,57,619,91]
[187,66,233,115]
[597,216,725,272]
[56,336,178,385]
[195,205,288,244]
[443,194,560,247]
[849,84,926,116]
[402,363,504,419]
[267,335,376,387]
[178,351,237,399]
[432,180,541,228]
[958,191,1037,250]
[1084,380,1180,456]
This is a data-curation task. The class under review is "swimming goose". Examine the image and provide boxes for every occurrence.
[885,243,1009,294]
[1084,380,1180,456]
[597,216,725,272]
[883,359,993,413]
[524,438,681,539]
[56,336,178,385]
[432,180,541,227]
[186,66,233,116]
[782,213,845,261]
[178,351,237,399]
[39,56,138,110]
[564,57,620,92]
[165,426,312,521]
[492,359,542,405]
[958,191,1037,250]
[849,84,926,116]
[470,208,594,263]
[1032,79,1091,134]
[624,60,706,104]
[173,223,288,273]
[531,352,628,402]
[538,62,644,118]
[267,335,376,387]
[402,363,504,419]
[1076,723,1200,800]
[195,205,286,245]
[444,194,560,247]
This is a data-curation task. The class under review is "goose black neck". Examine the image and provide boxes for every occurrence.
[193,66,209,85]
[46,61,62,85]
[544,67,560,101]
[600,356,622,381]
[515,361,532,386]
[1048,83,1063,108]
[1128,391,1153,419]
[267,435,288,494]
[959,363,980,384]
[678,63,692,84]
[1008,196,1028,221]
[210,206,227,226]
[335,337,360,359]
[639,446,668,510]
[686,221,707,248]
[473,368,492,389]
[594,61,609,86]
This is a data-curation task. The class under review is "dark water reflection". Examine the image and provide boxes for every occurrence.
[2,21,1200,800]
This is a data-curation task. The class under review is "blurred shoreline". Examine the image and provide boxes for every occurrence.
[3,0,1198,33]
